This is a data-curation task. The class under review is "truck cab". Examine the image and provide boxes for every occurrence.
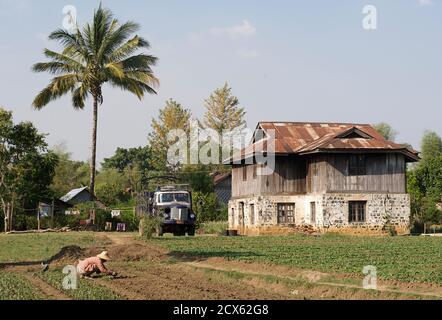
[151,185,196,236]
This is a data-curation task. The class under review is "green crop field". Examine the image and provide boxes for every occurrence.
[154,233,442,284]
[0,273,44,300]
[0,232,109,263]
[37,270,121,300]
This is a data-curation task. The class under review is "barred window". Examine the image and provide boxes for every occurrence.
[349,201,366,223]
[277,204,295,224]
[349,155,366,176]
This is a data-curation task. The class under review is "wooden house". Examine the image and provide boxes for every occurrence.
[224,122,420,235]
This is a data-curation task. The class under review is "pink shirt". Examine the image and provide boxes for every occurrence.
[77,257,108,274]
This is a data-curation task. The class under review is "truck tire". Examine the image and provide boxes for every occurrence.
[173,227,186,237]
[187,226,195,236]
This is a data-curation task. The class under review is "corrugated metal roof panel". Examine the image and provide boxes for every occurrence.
[226,122,420,163]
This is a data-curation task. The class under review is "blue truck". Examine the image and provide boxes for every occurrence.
[149,185,197,236]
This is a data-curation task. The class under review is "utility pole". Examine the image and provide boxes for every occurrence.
[9,199,14,232]
[4,203,10,233]
[37,205,40,231]
[51,198,55,229]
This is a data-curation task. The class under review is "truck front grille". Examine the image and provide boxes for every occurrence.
[171,207,188,221]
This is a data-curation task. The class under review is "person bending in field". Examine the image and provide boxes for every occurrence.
[76,251,116,278]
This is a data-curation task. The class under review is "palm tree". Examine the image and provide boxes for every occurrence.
[32,5,159,195]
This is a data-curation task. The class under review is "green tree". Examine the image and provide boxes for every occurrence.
[373,123,397,141]
[149,99,191,173]
[95,168,130,206]
[192,192,226,222]
[102,146,152,190]
[0,108,58,231]
[202,83,246,165]
[420,130,442,163]
[50,145,89,197]
[407,155,442,232]
[32,4,159,196]
[203,83,246,135]
[179,164,214,194]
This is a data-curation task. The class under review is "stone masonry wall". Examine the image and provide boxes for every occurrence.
[228,193,410,236]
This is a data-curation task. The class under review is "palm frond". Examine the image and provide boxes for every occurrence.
[32,62,74,75]
[108,76,157,98]
[120,54,158,71]
[99,22,141,63]
[42,49,86,70]
[90,5,114,55]
[109,36,150,62]
[126,71,159,87]
[48,29,87,57]
[72,84,89,109]
[104,62,124,79]
[32,74,79,109]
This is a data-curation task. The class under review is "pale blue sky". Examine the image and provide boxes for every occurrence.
[0,0,441,163]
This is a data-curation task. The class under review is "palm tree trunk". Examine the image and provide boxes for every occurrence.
[90,96,98,196]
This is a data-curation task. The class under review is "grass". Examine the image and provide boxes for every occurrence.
[0,232,109,263]
[198,221,228,235]
[37,270,121,300]
[0,273,45,300]
[153,233,442,285]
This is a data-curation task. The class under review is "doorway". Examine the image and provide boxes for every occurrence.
[310,202,316,225]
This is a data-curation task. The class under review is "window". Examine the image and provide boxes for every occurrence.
[159,193,189,203]
[349,201,366,223]
[310,202,316,225]
[253,165,257,179]
[277,204,295,224]
[242,166,247,181]
[349,155,366,176]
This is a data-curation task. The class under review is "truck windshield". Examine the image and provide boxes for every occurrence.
[159,193,189,203]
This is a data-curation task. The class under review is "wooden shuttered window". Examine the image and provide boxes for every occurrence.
[349,155,366,176]
[349,201,366,223]
[277,204,295,224]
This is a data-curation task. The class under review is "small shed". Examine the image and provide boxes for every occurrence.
[212,172,232,206]
[60,187,106,209]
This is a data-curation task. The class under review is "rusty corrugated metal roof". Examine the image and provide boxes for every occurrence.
[226,122,420,163]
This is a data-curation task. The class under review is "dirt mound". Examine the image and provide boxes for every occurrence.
[109,244,164,262]
[46,246,85,265]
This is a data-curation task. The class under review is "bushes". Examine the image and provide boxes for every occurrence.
[198,221,228,235]
[192,192,227,222]
[49,202,139,232]
[138,215,163,238]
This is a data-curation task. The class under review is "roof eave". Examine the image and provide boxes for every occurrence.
[298,148,420,162]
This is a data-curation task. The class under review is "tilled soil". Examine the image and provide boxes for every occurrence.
[98,234,287,300]
[4,233,442,300]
